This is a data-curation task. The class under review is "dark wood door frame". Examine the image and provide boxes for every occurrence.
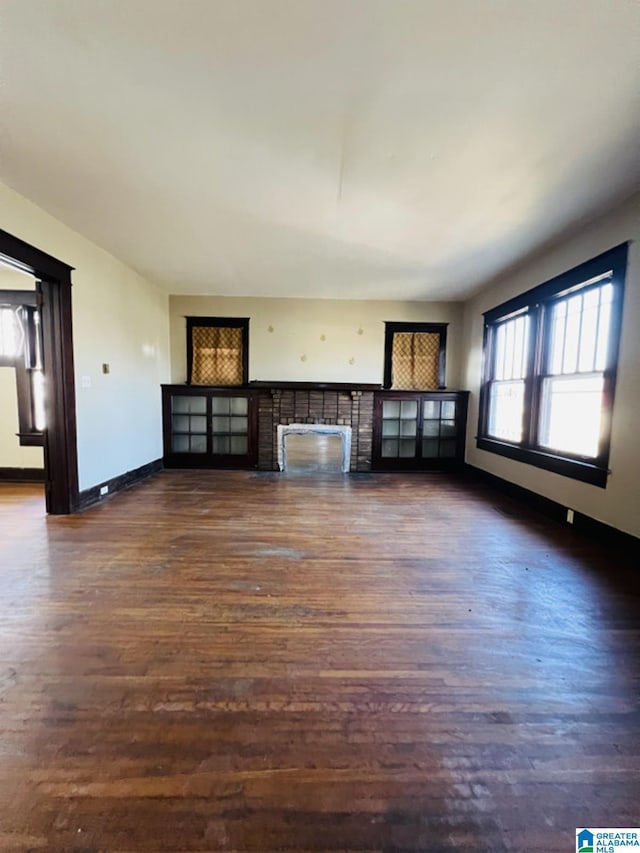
[0,228,78,514]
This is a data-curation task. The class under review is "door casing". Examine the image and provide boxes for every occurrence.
[0,228,78,514]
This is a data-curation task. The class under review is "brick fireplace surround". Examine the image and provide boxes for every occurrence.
[257,387,374,472]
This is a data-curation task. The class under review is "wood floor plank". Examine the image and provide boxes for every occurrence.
[0,472,638,852]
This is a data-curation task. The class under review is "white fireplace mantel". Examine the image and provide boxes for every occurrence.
[277,423,352,473]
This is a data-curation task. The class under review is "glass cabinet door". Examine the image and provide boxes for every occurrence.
[373,392,466,469]
[381,399,418,458]
[170,395,207,453]
[422,399,457,458]
[164,388,256,467]
[211,396,249,455]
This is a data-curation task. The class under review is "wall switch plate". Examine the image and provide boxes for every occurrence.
[566,509,574,524]
[81,375,91,389]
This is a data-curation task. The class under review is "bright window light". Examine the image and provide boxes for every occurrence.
[486,312,529,442]
[0,307,23,359]
[32,370,46,432]
[539,374,604,457]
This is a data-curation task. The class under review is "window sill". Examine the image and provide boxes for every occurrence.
[16,431,45,448]
[476,436,608,487]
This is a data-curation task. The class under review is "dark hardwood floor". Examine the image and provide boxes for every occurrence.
[0,472,638,852]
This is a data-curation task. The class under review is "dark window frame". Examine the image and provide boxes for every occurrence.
[186,316,249,386]
[383,322,448,390]
[0,291,44,447]
[477,243,628,488]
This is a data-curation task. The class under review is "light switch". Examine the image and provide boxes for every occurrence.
[102,363,110,374]
[81,375,91,389]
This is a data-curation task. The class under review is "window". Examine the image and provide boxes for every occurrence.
[0,294,45,446]
[486,311,529,443]
[383,322,447,390]
[0,305,22,359]
[477,244,628,487]
[186,317,249,386]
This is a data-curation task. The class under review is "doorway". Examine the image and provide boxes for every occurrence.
[0,228,78,514]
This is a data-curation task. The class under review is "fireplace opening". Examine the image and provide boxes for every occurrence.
[284,434,343,473]
[277,423,352,473]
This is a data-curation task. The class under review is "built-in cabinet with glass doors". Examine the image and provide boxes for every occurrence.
[162,385,257,468]
[162,385,467,472]
[372,391,468,470]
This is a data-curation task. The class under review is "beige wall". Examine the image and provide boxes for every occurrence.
[170,295,464,388]
[0,182,170,491]
[462,193,640,538]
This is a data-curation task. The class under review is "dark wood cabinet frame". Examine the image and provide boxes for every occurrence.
[0,229,78,513]
[162,385,258,469]
[371,390,468,470]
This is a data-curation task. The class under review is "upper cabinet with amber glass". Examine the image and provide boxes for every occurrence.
[383,322,447,391]
[186,317,249,386]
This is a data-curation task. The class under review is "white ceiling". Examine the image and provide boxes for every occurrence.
[1,0,639,301]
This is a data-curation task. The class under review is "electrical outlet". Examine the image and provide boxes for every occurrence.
[566,508,574,524]
[100,485,109,496]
